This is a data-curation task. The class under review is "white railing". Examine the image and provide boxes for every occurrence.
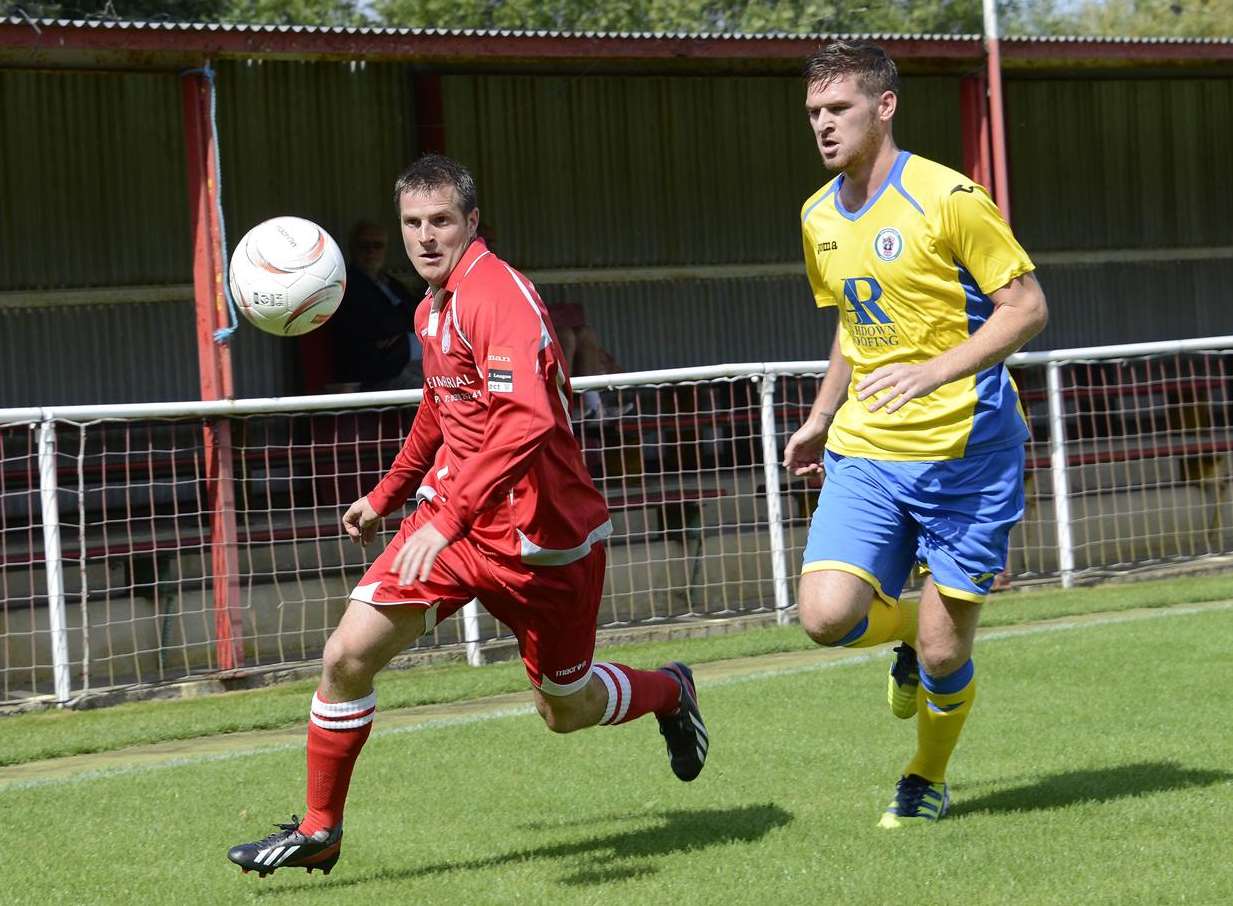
[4,335,1233,706]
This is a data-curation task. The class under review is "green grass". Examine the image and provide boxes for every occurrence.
[3,604,1231,905]
[4,571,1233,768]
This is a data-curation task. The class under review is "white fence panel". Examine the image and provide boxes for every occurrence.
[3,337,1233,706]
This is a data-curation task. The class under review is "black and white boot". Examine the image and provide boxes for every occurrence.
[227,816,342,877]
[656,662,709,782]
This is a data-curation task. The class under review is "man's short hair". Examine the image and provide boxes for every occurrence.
[803,41,900,98]
[393,153,478,214]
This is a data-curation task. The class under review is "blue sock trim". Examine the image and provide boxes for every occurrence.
[920,658,974,695]
[829,616,869,647]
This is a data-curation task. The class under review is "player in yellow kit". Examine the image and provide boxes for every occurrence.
[784,41,1048,826]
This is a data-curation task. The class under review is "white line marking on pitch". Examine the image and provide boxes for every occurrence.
[2,600,1230,792]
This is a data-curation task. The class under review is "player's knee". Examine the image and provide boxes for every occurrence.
[917,644,969,679]
[321,634,375,688]
[534,692,590,734]
[538,702,586,734]
[541,712,579,734]
[798,597,861,646]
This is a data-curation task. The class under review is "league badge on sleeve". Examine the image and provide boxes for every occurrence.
[875,227,903,262]
[487,347,514,393]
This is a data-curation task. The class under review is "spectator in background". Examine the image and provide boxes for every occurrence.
[546,300,621,417]
[481,218,621,415]
[328,220,426,391]
[547,301,619,379]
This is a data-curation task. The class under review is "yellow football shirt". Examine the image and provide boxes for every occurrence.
[801,151,1035,461]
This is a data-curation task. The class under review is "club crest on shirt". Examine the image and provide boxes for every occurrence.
[487,346,514,393]
[874,227,903,262]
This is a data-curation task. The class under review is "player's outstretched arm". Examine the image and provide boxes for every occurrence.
[858,272,1047,414]
[785,330,850,476]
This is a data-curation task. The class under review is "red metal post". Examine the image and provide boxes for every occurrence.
[181,68,243,671]
[959,74,992,190]
[984,37,1012,221]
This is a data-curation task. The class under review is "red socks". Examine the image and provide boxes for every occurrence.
[591,662,681,725]
[297,666,679,833]
[300,691,376,835]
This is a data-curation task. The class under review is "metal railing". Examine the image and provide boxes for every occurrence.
[4,335,1233,706]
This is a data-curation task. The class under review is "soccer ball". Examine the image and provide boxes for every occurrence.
[228,216,346,336]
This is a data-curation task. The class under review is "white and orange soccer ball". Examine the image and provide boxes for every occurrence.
[228,216,346,336]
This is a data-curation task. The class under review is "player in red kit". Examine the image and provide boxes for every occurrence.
[227,154,709,878]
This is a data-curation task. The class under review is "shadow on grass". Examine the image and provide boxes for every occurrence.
[258,803,791,894]
[956,761,1232,816]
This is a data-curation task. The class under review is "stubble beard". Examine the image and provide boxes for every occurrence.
[836,122,885,177]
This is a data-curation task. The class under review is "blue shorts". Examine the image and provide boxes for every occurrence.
[802,447,1025,604]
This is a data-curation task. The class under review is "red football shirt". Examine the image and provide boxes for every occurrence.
[366,239,612,564]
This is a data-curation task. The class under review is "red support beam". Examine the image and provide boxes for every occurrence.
[0,22,982,68]
[1001,36,1233,65]
[984,37,1012,222]
[181,68,243,671]
[960,74,992,190]
[4,22,1233,73]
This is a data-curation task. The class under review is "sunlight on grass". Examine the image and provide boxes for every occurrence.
[3,607,1231,905]
[3,571,1232,767]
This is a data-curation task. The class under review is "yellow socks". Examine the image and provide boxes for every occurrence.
[830,597,918,648]
[905,659,975,783]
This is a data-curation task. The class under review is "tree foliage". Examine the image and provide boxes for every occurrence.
[222,0,365,27]
[4,0,359,24]
[368,1,994,35]
[1061,0,1233,38]
[5,1,226,20]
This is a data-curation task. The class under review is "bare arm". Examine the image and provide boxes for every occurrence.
[857,272,1048,414]
[783,328,850,477]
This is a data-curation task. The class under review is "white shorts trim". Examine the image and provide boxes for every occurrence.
[537,665,594,697]
[518,520,613,567]
[349,582,438,619]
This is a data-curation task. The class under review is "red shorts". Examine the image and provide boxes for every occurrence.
[350,503,606,695]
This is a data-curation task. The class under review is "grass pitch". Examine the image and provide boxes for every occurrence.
[3,594,1232,905]
[7,572,1233,768]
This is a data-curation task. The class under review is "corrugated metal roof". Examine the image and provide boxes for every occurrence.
[0,298,290,407]
[6,17,1230,74]
[0,68,191,290]
[3,17,1231,46]
[2,17,979,42]
[1008,77,1233,251]
[443,72,962,269]
[1004,34,1233,46]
